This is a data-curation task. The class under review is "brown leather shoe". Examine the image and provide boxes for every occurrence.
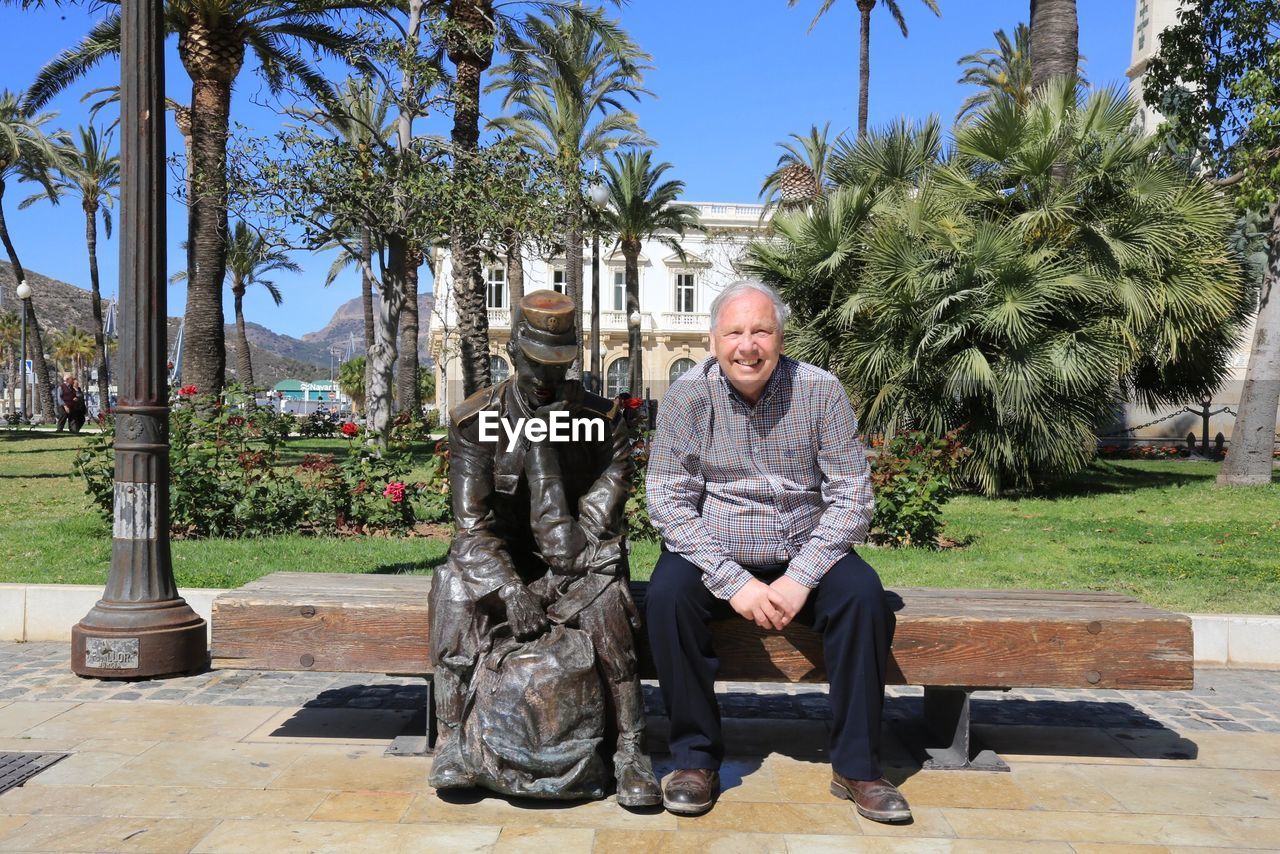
[662,768,719,815]
[830,772,912,823]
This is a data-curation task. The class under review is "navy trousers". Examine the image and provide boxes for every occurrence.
[645,550,895,781]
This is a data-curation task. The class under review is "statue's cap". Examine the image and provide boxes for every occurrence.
[516,290,577,365]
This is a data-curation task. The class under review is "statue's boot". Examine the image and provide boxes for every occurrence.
[428,670,474,791]
[428,725,474,790]
[611,680,661,808]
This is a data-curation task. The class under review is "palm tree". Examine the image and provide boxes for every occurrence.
[489,5,651,372]
[25,0,389,400]
[20,125,119,412]
[0,88,66,419]
[956,23,1088,125]
[1029,0,1079,93]
[600,150,700,397]
[294,77,394,413]
[749,80,1250,494]
[789,0,941,137]
[0,310,18,419]
[53,325,96,383]
[759,122,836,216]
[173,221,297,389]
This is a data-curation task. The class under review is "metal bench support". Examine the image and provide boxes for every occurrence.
[386,676,437,757]
[917,686,1008,771]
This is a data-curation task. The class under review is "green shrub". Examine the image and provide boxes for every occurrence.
[869,429,970,548]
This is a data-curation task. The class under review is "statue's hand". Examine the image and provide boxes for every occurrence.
[499,582,549,640]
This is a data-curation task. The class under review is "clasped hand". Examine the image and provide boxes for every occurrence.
[728,576,811,631]
[499,581,549,639]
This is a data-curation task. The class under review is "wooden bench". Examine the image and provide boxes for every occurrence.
[211,572,1193,770]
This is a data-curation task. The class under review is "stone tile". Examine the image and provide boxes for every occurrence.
[1083,765,1280,818]
[192,819,500,853]
[495,825,595,852]
[309,791,413,822]
[102,741,308,789]
[23,701,278,742]
[970,725,1146,765]
[268,750,428,791]
[405,792,677,831]
[0,784,329,820]
[0,819,27,841]
[23,748,136,786]
[0,814,218,853]
[854,806,956,839]
[0,701,78,737]
[1006,764,1127,813]
[73,738,160,756]
[594,830,788,853]
[940,808,1244,847]
[244,707,416,745]
[1070,846,1173,853]
[763,755,838,804]
[1205,815,1280,850]
[0,735,81,752]
[949,842,1072,853]
[895,770,1036,811]
[674,802,860,835]
[1115,730,1280,770]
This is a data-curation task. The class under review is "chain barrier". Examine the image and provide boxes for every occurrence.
[1097,409,1191,438]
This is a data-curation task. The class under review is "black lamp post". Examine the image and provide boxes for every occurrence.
[71,0,206,678]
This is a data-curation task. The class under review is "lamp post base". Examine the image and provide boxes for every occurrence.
[71,598,207,679]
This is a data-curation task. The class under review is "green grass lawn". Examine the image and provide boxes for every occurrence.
[2,428,1276,613]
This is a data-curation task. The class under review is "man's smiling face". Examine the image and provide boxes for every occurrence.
[710,289,783,404]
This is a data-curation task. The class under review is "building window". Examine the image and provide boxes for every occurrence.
[668,358,696,385]
[674,273,696,313]
[552,268,567,294]
[606,357,630,397]
[490,354,510,384]
[1137,33,1145,50]
[612,270,625,311]
[486,268,506,309]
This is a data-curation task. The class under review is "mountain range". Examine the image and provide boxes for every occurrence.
[1,262,433,390]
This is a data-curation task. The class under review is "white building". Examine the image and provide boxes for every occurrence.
[429,202,768,414]
[1125,0,1185,135]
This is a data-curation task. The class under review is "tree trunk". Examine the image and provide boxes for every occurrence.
[232,285,254,389]
[1029,0,1079,94]
[0,182,54,415]
[624,239,642,397]
[84,203,111,411]
[857,2,873,137]
[368,236,407,439]
[1218,205,1280,486]
[182,74,232,398]
[361,226,375,414]
[505,228,525,330]
[449,0,495,398]
[396,244,421,415]
[6,345,17,420]
[566,183,585,374]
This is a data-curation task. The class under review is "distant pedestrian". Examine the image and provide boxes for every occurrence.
[55,375,76,432]
[68,377,87,433]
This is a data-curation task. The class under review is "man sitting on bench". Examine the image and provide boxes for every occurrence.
[644,279,909,822]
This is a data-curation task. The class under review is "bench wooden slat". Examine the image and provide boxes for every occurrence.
[210,572,1193,690]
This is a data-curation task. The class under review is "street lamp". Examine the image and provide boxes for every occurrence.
[15,281,31,422]
[587,180,610,394]
[71,0,205,678]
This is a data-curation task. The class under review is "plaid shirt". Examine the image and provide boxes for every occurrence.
[646,355,875,600]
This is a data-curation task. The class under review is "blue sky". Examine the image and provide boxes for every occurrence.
[1,0,1138,339]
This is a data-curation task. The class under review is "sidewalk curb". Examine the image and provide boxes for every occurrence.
[1,583,1277,669]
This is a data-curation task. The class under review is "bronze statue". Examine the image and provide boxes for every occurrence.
[428,290,661,807]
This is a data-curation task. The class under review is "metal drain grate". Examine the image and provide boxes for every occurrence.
[0,753,69,795]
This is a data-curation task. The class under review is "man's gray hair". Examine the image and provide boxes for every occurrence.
[709,280,790,332]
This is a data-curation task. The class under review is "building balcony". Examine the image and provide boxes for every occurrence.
[482,308,710,334]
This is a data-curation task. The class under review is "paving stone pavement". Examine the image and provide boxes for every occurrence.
[4,641,1278,734]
